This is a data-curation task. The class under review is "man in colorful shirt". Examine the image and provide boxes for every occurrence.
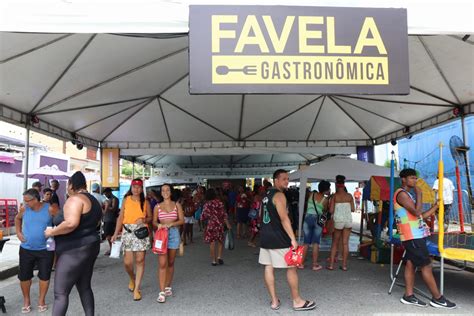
[395,169,456,309]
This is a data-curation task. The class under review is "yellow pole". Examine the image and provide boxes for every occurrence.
[438,143,445,254]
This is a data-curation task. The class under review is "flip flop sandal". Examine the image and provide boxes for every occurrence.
[164,287,173,297]
[270,299,281,310]
[128,279,135,292]
[326,266,334,271]
[157,291,166,303]
[133,290,142,301]
[293,300,316,311]
[38,305,48,313]
[21,306,31,314]
[339,266,348,271]
[312,265,323,271]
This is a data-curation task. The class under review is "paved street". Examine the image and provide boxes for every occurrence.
[1,229,474,315]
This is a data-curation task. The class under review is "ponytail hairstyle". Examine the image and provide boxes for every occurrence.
[69,171,87,192]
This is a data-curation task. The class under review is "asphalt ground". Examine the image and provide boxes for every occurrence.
[1,229,473,316]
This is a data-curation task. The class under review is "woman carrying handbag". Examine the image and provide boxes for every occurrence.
[152,184,184,303]
[111,179,152,301]
[301,181,330,271]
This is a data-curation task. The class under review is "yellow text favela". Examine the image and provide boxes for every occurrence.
[212,15,387,55]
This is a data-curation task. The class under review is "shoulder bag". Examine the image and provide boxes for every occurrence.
[124,225,149,240]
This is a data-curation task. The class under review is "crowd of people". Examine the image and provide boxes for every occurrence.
[13,167,457,314]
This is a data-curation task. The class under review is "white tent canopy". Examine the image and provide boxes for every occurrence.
[127,153,341,179]
[290,156,391,182]
[17,164,70,180]
[1,0,473,34]
[0,3,473,177]
[291,156,391,242]
[145,163,200,187]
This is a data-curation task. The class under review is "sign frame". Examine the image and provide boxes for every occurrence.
[189,5,409,95]
[101,148,120,188]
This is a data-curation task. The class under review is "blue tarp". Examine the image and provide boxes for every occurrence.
[398,117,474,224]
[398,117,473,193]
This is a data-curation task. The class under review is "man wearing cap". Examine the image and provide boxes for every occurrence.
[90,183,107,208]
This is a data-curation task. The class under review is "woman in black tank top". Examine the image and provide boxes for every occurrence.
[44,171,102,316]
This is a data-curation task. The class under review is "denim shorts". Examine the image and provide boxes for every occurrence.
[167,227,181,250]
[303,214,323,245]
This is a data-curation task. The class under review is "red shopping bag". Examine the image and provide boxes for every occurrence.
[153,228,168,254]
[284,246,304,267]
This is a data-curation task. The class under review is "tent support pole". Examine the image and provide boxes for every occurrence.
[440,256,445,295]
[359,200,365,245]
[389,151,395,241]
[132,159,135,179]
[98,142,102,187]
[297,177,307,244]
[23,125,31,191]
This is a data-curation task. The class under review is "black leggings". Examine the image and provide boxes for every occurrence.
[53,242,100,316]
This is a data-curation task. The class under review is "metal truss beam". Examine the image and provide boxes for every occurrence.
[374,103,474,145]
[0,103,98,147]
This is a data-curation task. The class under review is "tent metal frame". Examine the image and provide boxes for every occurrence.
[157,98,171,143]
[238,95,245,140]
[242,96,323,140]
[100,97,155,142]
[0,34,72,64]
[74,98,149,133]
[329,96,374,140]
[160,96,237,141]
[35,45,188,114]
[332,96,407,127]
[306,96,325,141]
[38,96,153,115]
[0,33,473,174]
[30,34,97,114]
[419,36,461,104]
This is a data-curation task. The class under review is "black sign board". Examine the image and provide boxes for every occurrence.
[189,5,409,94]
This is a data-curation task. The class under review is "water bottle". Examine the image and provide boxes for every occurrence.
[46,227,55,251]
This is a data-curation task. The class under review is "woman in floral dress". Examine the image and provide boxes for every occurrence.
[201,188,232,266]
[248,189,263,247]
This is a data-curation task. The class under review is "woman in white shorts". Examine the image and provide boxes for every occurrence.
[328,175,354,271]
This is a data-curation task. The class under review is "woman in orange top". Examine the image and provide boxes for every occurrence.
[112,179,152,301]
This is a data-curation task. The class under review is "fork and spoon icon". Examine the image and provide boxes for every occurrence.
[215,65,257,75]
